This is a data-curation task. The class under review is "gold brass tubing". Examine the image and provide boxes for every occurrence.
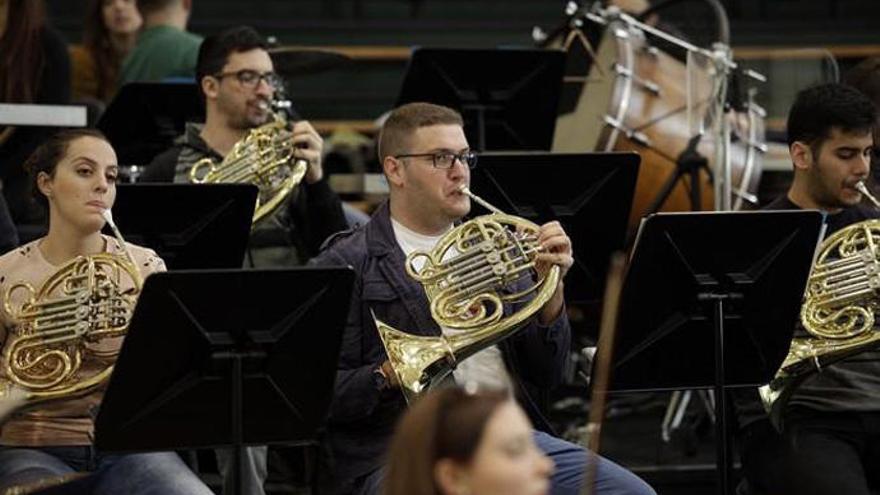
[856,181,880,208]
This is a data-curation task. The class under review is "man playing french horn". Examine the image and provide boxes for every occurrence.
[0,129,211,494]
[735,83,880,495]
[310,102,655,495]
[142,25,348,267]
[142,25,349,495]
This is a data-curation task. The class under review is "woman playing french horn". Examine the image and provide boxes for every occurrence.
[0,129,211,494]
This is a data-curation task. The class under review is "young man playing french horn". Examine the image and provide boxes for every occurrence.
[310,102,656,495]
[735,83,880,495]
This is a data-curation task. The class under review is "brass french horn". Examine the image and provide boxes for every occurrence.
[374,186,561,403]
[189,102,308,225]
[0,210,141,406]
[760,181,880,427]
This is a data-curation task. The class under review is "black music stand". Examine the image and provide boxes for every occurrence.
[607,210,823,495]
[97,82,203,165]
[94,267,355,495]
[469,151,640,303]
[104,184,257,269]
[396,48,565,151]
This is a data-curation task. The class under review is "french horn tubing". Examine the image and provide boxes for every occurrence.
[374,186,561,402]
[760,181,880,428]
[0,209,142,407]
[189,101,308,225]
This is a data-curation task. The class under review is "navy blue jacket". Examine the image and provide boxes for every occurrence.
[309,201,572,490]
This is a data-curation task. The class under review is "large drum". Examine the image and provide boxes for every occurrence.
[550,18,765,229]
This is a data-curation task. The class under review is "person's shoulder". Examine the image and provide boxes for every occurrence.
[0,240,41,279]
[761,195,797,211]
[149,144,183,167]
[182,30,204,45]
[157,27,202,51]
[312,224,368,264]
[105,236,166,274]
[142,144,185,182]
[850,204,880,221]
[323,224,367,252]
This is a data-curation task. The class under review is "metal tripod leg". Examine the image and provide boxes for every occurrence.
[661,389,716,443]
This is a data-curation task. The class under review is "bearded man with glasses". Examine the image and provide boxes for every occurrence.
[143,25,346,267]
[141,25,347,495]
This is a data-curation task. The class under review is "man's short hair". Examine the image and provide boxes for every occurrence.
[136,0,178,15]
[786,83,876,152]
[196,26,268,95]
[378,102,464,162]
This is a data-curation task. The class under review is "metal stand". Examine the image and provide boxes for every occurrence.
[610,210,822,495]
[705,294,735,495]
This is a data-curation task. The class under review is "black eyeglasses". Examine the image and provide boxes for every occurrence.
[213,69,283,89]
[394,150,477,169]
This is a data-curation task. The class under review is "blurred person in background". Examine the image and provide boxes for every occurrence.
[69,0,142,106]
[119,0,201,84]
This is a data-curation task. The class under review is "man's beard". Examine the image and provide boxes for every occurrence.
[220,98,270,131]
[808,166,852,210]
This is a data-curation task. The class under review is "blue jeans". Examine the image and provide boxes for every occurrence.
[533,431,655,495]
[356,431,656,495]
[0,446,212,495]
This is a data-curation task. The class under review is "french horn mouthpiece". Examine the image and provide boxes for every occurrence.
[101,208,115,227]
[856,181,880,208]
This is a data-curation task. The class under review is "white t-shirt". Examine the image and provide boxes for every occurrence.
[390,217,513,393]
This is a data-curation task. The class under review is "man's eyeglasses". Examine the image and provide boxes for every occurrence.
[394,150,477,169]
[213,69,283,89]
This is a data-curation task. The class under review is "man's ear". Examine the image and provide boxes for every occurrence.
[434,458,470,495]
[384,156,405,188]
[201,76,219,101]
[790,141,814,172]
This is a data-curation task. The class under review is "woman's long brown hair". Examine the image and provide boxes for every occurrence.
[82,0,119,100]
[0,0,46,103]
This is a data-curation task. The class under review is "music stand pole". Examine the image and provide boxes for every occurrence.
[701,293,736,495]
[230,351,244,495]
